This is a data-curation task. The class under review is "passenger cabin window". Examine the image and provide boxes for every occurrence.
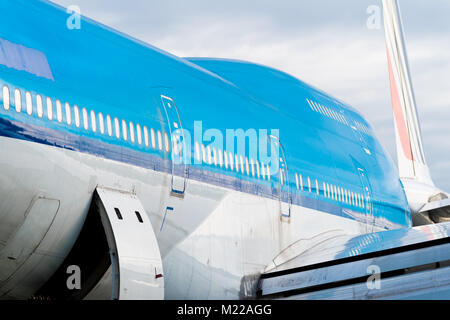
[229,152,234,171]
[201,144,206,163]
[74,106,80,128]
[82,108,88,129]
[98,112,104,134]
[207,146,212,164]
[129,122,135,143]
[46,97,53,120]
[195,142,201,162]
[56,100,63,122]
[114,117,120,138]
[36,95,43,118]
[172,135,180,155]
[14,89,22,113]
[2,86,10,110]
[91,110,97,132]
[143,126,149,147]
[240,155,244,174]
[256,160,260,178]
[65,103,72,125]
[106,115,112,136]
[213,148,218,166]
[150,128,156,148]
[224,151,229,169]
[136,124,142,145]
[122,120,128,141]
[25,91,32,115]
[218,149,223,168]
[164,132,169,152]
[261,162,266,180]
[245,157,249,175]
[157,130,163,151]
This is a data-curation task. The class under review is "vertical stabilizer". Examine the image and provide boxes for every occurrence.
[382,0,434,186]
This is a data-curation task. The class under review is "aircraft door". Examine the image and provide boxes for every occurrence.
[160,95,187,195]
[357,167,373,233]
[268,135,291,218]
[350,120,373,161]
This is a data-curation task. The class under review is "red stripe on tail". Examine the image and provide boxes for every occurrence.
[386,47,414,161]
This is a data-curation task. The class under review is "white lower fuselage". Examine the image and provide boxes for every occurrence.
[0,136,378,299]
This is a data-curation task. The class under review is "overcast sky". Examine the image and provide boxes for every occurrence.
[52,0,450,192]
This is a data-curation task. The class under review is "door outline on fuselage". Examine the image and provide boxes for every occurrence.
[268,135,292,218]
[160,95,187,195]
[356,165,373,233]
[350,120,372,157]
[349,120,374,232]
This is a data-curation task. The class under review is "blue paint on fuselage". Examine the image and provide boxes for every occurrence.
[0,0,411,229]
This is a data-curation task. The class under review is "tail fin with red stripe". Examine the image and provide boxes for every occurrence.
[381,0,450,225]
[382,0,433,186]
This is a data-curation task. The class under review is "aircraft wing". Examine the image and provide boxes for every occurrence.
[256,221,450,299]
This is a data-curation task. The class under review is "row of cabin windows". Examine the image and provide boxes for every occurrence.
[2,85,369,209]
[193,141,368,210]
[306,98,349,126]
[306,98,371,136]
[2,85,172,152]
[194,141,273,181]
[354,120,370,135]
[294,172,368,209]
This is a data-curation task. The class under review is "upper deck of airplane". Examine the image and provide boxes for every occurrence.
[0,0,411,230]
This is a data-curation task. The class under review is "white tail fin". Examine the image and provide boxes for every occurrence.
[382,0,434,186]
